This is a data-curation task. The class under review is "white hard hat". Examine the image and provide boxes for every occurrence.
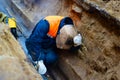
[56,25,77,49]
[38,60,47,74]
[73,34,82,46]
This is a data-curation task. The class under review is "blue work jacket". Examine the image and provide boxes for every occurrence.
[25,16,73,61]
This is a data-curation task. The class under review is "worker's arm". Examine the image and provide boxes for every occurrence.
[70,45,81,52]
[26,19,49,61]
[70,43,87,53]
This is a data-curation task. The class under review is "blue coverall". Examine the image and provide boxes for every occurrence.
[25,16,73,64]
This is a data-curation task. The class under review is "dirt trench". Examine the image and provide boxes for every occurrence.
[9,0,120,80]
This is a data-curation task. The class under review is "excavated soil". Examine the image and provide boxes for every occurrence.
[76,11,120,80]
[10,0,120,80]
[0,23,42,80]
[85,0,120,20]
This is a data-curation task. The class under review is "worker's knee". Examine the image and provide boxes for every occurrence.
[45,52,58,64]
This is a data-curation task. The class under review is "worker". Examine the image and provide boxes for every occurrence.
[0,12,18,39]
[25,16,83,74]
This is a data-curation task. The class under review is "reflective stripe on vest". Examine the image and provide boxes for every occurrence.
[8,18,16,28]
[44,16,64,38]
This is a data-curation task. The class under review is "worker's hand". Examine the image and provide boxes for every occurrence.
[70,45,81,52]
[80,43,87,52]
[0,12,7,23]
[77,44,88,60]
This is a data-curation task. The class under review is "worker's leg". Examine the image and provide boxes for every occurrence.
[25,40,46,61]
[45,49,58,65]
[27,48,58,65]
[27,47,46,62]
[11,28,18,39]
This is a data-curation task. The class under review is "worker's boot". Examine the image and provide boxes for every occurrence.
[35,60,47,75]
[35,60,48,80]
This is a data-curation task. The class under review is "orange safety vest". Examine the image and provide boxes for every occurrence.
[44,16,64,38]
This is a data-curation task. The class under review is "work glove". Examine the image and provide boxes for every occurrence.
[0,12,7,23]
[80,43,87,52]
[78,43,88,60]
[35,60,47,75]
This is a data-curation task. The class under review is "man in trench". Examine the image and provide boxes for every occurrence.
[25,16,83,75]
[0,12,18,39]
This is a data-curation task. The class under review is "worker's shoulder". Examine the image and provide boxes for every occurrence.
[38,19,49,26]
[34,19,49,32]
